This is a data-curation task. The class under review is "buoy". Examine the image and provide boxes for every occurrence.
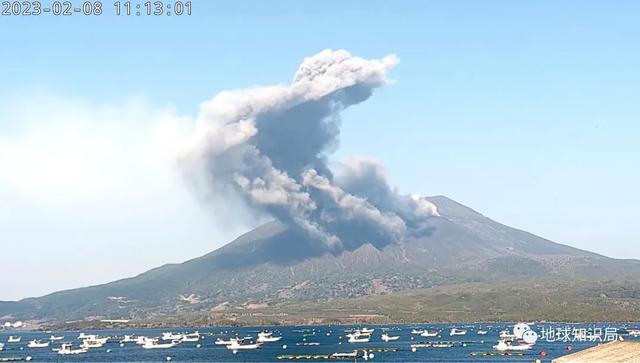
[282,344,287,349]
[196,343,201,348]
[369,353,374,359]
[166,357,172,362]
[411,347,417,352]
[567,345,573,351]
[233,349,238,354]
[540,351,547,357]
[107,349,112,353]
[25,357,32,362]
[463,343,467,347]
[120,343,124,347]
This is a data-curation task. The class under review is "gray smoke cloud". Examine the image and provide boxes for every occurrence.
[184,49,438,252]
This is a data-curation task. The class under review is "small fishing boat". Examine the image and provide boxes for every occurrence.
[49,335,64,341]
[142,339,178,349]
[120,335,137,343]
[421,330,440,337]
[162,332,183,340]
[215,337,239,345]
[359,327,374,334]
[493,339,533,352]
[181,332,200,342]
[7,336,21,343]
[628,330,640,337]
[226,340,261,350]
[411,329,425,335]
[477,330,488,335]
[381,333,400,342]
[135,336,148,345]
[27,339,50,348]
[431,343,454,348]
[499,330,517,339]
[347,334,370,343]
[57,343,87,355]
[449,328,467,336]
[257,332,282,343]
[81,337,107,349]
[77,333,95,340]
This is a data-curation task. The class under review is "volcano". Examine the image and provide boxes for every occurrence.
[2,195,639,323]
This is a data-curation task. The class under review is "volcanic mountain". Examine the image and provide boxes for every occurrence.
[2,195,639,324]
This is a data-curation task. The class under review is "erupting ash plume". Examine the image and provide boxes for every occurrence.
[184,49,438,252]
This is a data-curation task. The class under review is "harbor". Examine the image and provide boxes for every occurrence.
[1,322,638,362]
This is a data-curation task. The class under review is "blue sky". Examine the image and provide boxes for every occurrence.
[1,1,639,300]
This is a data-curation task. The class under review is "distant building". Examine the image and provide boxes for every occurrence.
[553,340,640,363]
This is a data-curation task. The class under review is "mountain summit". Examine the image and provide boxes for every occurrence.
[1,195,638,323]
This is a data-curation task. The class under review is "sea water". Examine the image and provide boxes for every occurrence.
[0,323,637,362]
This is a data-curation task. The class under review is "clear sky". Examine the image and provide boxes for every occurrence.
[1,1,638,301]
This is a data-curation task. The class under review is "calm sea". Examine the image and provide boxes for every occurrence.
[0,323,637,362]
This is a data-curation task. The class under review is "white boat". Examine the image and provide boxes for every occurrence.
[49,335,64,341]
[499,330,517,339]
[215,337,239,345]
[142,339,178,349]
[411,329,425,335]
[81,337,107,349]
[493,339,533,352]
[120,335,137,343]
[135,336,149,345]
[381,333,400,342]
[257,332,282,343]
[28,339,50,348]
[57,343,87,355]
[226,340,261,350]
[162,332,184,340]
[77,333,96,340]
[421,330,440,337]
[7,336,21,343]
[477,330,488,335]
[449,328,467,336]
[359,327,374,334]
[181,332,200,342]
[348,334,370,343]
[431,343,454,348]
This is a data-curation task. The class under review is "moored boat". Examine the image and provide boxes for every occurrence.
[180,332,200,342]
[57,343,87,355]
[421,330,440,337]
[7,336,21,343]
[142,339,178,349]
[162,332,184,341]
[381,333,400,342]
[226,340,261,351]
[449,328,467,336]
[493,339,533,351]
[27,339,50,348]
[215,337,239,345]
[257,332,282,343]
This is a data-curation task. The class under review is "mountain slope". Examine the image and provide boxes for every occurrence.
[2,195,638,322]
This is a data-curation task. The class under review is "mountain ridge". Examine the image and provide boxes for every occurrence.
[2,195,638,323]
